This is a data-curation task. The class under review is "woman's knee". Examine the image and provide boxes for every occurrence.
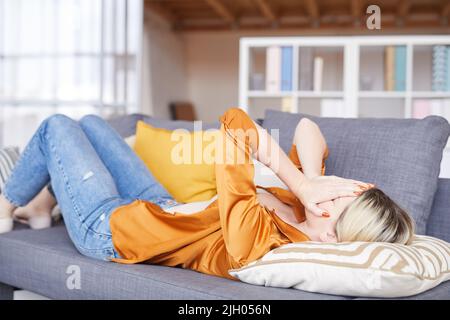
[43,114,77,135]
[79,114,109,133]
[79,114,104,128]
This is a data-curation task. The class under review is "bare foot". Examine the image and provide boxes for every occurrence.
[13,206,52,230]
[0,194,16,233]
[12,188,56,230]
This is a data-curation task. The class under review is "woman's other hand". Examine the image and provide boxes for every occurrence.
[295,175,374,217]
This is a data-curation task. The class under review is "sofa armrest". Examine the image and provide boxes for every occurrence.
[427,178,450,242]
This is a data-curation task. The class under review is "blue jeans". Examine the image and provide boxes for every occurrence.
[3,114,178,261]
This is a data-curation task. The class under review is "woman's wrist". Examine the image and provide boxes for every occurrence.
[291,172,309,201]
[303,171,320,180]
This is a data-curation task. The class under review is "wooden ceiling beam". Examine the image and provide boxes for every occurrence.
[254,0,277,22]
[397,0,411,17]
[443,3,450,17]
[145,1,177,23]
[178,22,450,33]
[304,0,319,26]
[351,0,362,19]
[204,0,235,23]
[304,0,319,18]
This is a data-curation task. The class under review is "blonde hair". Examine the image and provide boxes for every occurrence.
[335,188,415,245]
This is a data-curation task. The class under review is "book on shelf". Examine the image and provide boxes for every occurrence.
[384,45,407,92]
[313,56,323,92]
[447,47,450,92]
[384,46,395,91]
[299,48,313,91]
[432,45,447,92]
[412,100,431,119]
[281,97,294,112]
[266,46,281,92]
[321,99,344,117]
[280,46,293,91]
[413,99,448,119]
[394,46,406,91]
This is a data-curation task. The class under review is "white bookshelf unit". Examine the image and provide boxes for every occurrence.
[239,35,450,177]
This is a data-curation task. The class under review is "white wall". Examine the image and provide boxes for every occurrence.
[182,33,242,122]
[142,24,241,121]
[142,11,188,119]
[143,20,313,121]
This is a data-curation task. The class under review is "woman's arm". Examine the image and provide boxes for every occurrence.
[293,118,326,179]
[252,122,306,194]
[252,120,370,216]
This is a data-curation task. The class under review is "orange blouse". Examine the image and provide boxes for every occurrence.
[109,108,327,280]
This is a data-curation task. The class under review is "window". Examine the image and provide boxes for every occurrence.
[0,0,143,147]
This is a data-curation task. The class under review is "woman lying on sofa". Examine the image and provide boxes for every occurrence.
[0,108,414,279]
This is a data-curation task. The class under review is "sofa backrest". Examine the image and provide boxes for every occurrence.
[108,112,450,238]
[263,110,450,235]
[107,113,219,138]
[428,178,450,242]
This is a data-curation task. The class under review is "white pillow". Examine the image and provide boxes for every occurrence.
[229,235,450,298]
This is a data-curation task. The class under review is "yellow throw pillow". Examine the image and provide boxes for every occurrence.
[133,121,218,203]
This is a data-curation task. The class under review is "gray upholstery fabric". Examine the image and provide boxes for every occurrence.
[141,117,219,131]
[427,179,450,243]
[0,225,349,300]
[1,223,449,299]
[0,282,14,300]
[107,114,219,138]
[355,280,450,300]
[263,110,450,235]
[107,113,146,138]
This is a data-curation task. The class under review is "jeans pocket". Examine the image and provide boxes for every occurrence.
[77,245,115,261]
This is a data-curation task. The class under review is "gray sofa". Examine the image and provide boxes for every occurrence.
[1,110,449,300]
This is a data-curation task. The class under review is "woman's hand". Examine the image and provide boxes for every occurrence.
[294,175,373,217]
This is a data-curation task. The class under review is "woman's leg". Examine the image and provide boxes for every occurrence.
[1,114,127,260]
[78,115,176,207]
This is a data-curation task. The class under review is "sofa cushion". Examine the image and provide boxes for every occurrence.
[263,110,450,235]
[230,235,450,298]
[0,225,349,300]
[134,121,218,202]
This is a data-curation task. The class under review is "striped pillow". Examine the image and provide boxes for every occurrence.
[0,147,21,193]
[229,235,450,298]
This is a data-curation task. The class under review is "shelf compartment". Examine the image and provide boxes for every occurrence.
[247,97,292,119]
[412,98,450,121]
[297,97,345,117]
[412,45,433,92]
[358,98,405,118]
[359,45,407,92]
[297,46,344,92]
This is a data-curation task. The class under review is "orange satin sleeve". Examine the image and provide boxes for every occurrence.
[215,108,278,267]
[288,144,329,176]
